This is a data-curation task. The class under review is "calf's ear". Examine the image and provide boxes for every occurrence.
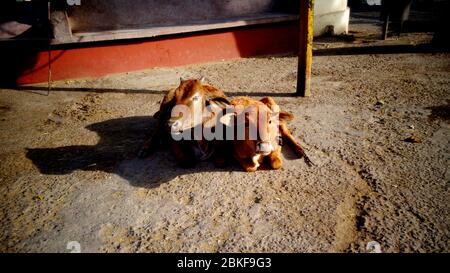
[279,111,294,122]
[260,97,277,107]
[207,96,230,106]
[205,96,230,114]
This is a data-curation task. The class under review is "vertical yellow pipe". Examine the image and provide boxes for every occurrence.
[296,0,314,97]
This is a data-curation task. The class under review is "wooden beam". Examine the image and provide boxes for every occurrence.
[296,0,314,97]
[65,13,299,45]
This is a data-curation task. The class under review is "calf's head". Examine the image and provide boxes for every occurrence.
[222,97,293,156]
[167,78,229,135]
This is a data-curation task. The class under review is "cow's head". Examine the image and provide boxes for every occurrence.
[168,77,229,135]
[221,97,293,156]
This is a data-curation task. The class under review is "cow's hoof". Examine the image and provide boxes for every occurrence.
[244,165,258,172]
[270,158,282,170]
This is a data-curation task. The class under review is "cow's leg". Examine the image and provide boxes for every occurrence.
[212,141,231,167]
[171,141,197,168]
[279,123,313,166]
[268,148,283,170]
[235,156,259,172]
[138,129,162,158]
[279,123,305,157]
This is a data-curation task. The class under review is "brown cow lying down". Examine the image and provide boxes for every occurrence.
[138,77,231,167]
[220,96,312,172]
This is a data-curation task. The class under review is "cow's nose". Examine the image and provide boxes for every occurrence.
[256,141,273,155]
[168,120,182,132]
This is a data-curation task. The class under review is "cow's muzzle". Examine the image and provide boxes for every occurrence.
[168,119,183,133]
[256,141,273,155]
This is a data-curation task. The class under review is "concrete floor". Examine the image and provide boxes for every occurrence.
[0,15,449,252]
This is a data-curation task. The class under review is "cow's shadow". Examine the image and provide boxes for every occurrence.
[26,116,305,188]
[25,116,242,189]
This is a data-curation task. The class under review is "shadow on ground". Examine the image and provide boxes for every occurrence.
[314,42,449,56]
[26,116,304,188]
[25,116,226,188]
[426,100,450,122]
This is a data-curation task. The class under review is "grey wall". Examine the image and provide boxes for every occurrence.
[67,0,298,32]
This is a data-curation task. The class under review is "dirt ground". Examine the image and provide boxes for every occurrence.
[1,15,449,253]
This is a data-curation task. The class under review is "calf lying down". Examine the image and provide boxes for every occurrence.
[221,96,312,172]
[138,78,230,167]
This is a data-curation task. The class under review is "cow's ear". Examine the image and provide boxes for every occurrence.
[279,111,294,122]
[208,96,230,106]
[206,96,230,112]
[260,97,277,108]
[180,77,186,82]
[206,100,223,115]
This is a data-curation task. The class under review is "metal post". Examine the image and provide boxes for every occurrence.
[296,0,314,97]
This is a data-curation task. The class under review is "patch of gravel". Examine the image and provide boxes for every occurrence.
[0,33,449,252]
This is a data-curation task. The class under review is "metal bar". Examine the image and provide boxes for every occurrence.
[296,0,314,97]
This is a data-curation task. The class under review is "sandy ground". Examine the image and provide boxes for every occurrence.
[1,16,449,253]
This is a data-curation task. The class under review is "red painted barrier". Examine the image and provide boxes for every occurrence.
[15,23,299,85]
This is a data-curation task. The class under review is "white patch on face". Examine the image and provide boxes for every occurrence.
[192,92,201,104]
[257,142,273,155]
[191,92,203,125]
